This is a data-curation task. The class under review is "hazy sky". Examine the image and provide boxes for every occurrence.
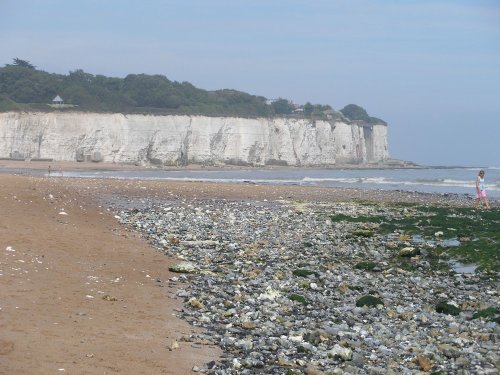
[1,0,499,166]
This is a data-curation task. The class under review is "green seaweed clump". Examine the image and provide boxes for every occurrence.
[352,229,374,238]
[435,301,462,316]
[472,307,500,323]
[289,293,309,305]
[356,295,384,308]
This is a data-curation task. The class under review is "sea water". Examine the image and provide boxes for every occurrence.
[3,165,497,198]
[59,166,500,199]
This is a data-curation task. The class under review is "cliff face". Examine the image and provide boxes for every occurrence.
[0,112,388,166]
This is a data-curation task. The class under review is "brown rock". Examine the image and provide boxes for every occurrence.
[306,365,326,375]
[416,355,432,372]
[241,321,257,330]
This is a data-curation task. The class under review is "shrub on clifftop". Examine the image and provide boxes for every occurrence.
[340,104,387,125]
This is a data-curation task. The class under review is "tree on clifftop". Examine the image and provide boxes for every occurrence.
[271,98,294,115]
[10,58,36,70]
[303,102,314,117]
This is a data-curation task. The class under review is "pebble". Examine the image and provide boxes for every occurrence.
[117,198,499,374]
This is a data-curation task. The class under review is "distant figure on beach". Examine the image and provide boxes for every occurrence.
[48,164,64,177]
[475,170,490,209]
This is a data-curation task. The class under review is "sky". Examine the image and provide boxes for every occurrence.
[0,0,499,166]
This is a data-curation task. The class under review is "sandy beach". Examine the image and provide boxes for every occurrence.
[1,163,498,374]
[0,174,224,375]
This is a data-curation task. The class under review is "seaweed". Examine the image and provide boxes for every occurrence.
[292,269,318,277]
[289,293,309,305]
[356,295,384,308]
[335,204,500,272]
[351,229,374,237]
[436,301,462,316]
[472,307,500,322]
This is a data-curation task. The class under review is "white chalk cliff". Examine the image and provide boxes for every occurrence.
[0,112,388,166]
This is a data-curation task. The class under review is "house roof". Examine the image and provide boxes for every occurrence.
[52,95,63,102]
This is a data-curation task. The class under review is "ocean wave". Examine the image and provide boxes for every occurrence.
[302,176,500,191]
[397,179,499,190]
[153,177,305,185]
[442,179,475,186]
[302,177,370,184]
[303,176,468,186]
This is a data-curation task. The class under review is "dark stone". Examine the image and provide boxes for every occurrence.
[354,261,377,271]
[292,269,318,277]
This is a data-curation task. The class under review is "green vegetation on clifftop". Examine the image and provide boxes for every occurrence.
[0,58,386,124]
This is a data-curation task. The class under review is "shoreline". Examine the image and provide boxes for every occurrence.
[1,160,498,205]
[1,159,424,172]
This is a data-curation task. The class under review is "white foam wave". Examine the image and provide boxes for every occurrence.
[441,179,475,186]
[302,177,366,183]
[302,176,500,191]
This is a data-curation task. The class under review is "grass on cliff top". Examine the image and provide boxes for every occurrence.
[330,205,500,272]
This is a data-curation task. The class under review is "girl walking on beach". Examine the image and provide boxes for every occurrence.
[475,170,490,209]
